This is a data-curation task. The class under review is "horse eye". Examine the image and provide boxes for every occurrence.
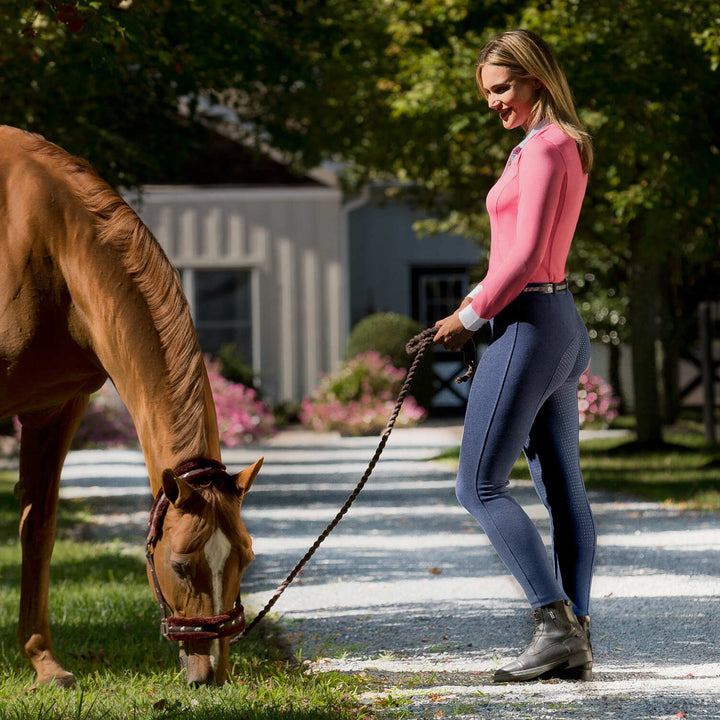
[171,558,191,579]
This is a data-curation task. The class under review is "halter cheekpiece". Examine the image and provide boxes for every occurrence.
[145,459,246,642]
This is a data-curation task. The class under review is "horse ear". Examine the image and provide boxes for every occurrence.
[162,469,196,508]
[235,457,263,497]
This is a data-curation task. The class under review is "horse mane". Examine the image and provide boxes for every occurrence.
[20,130,207,453]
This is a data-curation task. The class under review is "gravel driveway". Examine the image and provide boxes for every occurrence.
[58,422,720,719]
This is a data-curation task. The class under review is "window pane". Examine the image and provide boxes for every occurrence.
[196,270,250,323]
[196,325,252,363]
[419,273,468,327]
[193,270,252,363]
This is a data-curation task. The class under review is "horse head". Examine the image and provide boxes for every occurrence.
[146,457,262,686]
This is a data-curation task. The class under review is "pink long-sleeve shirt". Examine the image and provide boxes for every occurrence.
[461,122,587,327]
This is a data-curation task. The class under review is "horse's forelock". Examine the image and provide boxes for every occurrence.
[205,486,249,552]
[172,481,245,549]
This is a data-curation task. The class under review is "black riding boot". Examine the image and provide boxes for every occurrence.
[493,600,592,683]
[547,614,593,680]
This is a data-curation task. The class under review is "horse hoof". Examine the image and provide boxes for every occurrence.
[54,672,76,688]
[39,671,76,688]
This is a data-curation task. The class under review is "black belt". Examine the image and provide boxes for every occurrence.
[523,280,568,294]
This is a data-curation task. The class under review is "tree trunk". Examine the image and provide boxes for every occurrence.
[629,231,663,446]
[659,260,682,424]
[699,302,717,444]
[608,342,626,415]
[660,331,680,424]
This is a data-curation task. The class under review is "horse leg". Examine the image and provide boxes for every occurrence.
[16,395,90,688]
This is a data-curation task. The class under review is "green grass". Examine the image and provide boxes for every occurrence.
[0,474,371,719]
[433,424,720,513]
[576,430,719,511]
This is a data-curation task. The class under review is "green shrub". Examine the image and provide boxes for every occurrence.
[217,343,259,393]
[345,312,435,410]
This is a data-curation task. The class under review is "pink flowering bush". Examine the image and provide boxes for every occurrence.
[12,382,136,449]
[17,358,276,449]
[300,351,427,436]
[577,370,620,428]
[204,357,276,446]
[71,381,138,448]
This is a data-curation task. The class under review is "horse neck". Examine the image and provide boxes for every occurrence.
[113,355,222,493]
[60,227,221,492]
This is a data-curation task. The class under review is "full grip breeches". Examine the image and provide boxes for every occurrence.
[456,290,596,615]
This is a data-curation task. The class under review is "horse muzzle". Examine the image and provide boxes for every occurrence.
[179,641,223,687]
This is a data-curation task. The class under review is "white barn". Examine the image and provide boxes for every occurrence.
[129,183,345,405]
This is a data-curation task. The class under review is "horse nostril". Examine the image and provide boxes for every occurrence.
[185,665,215,687]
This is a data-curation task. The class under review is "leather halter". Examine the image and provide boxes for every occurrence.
[145,460,246,642]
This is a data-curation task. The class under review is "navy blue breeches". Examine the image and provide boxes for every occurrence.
[456,290,595,615]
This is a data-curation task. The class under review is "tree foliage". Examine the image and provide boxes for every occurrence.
[4,0,720,441]
[3,0,380,185]
[303,0,720,443]
[520,1,720,442]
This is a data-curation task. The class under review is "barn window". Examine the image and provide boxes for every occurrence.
[414,270,470,328]
[412,267,474,412]
[184,269,253,364]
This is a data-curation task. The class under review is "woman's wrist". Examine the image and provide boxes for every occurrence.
[459,304,488,331]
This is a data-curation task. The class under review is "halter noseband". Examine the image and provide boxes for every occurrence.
[145,459,246,642]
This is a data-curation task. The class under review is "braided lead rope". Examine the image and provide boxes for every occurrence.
[232,327,474,643]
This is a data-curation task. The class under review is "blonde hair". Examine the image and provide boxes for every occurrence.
[477,30,593,173]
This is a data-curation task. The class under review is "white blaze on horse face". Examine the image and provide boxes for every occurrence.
[204,528,231,671]
[204,528,232,613]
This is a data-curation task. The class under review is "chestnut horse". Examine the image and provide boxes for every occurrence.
[0,125,263,687]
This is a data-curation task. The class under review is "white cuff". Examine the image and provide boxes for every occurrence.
[459,304,488,331]
[466,283,483,299]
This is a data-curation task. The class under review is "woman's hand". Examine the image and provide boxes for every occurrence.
[433,310,475,351]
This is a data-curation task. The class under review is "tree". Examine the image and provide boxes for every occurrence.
[302,0,720,446]
[520,1,720,444]
[2,0,391,186]
[5,1,719,442]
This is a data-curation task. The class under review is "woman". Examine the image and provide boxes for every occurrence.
[433,29,595,683]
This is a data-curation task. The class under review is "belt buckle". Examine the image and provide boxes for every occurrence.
[544,283,555,294]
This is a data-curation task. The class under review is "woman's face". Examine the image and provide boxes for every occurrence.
[480,64,540,132]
